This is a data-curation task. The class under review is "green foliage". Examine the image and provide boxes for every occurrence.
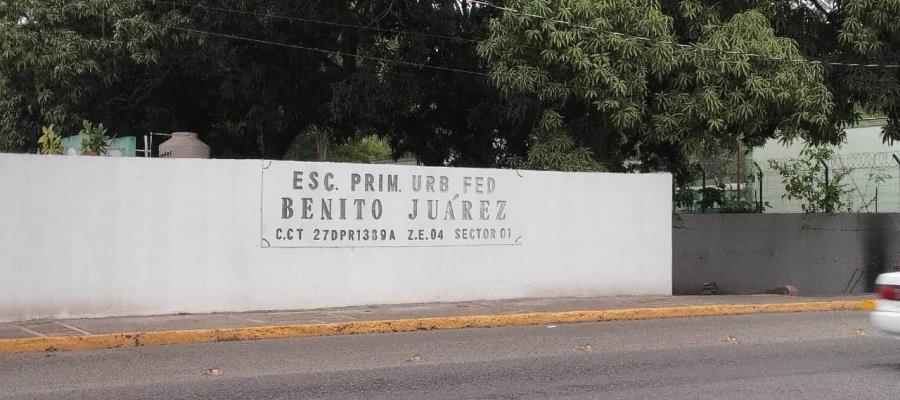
[674,186,699,210]
[718,191,767,214]
[478,0,834,174]
[513,130,603,172]
[37,125,63,155]
[854,168,892,212]
[687,0,900,145]
[768,147,850,213]
[284,131,392,164]
[508,111,603,171]
[834,0,900,142]
[282,130,320,161]
[78,120,109,156]
[0,0,165,153]
[866,169,891,186]
[689,184,767,213]
[4,0,900,181]
[698,186,724,211]
[0,0,512,163]
[330,135,392,163]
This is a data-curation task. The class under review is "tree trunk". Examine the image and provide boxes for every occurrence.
[736,142,743,199]
[262,126,300,161]
[313,125,329,161]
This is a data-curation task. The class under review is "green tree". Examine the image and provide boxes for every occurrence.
[0,0,168,152]
[6,0,900,178]
[768,147,849,213]
[0,1,463,159]
[478,0,834,175]
[0,0,519,162]
[833,0,900,141]
[330,1,535,167]
[672,1,900,143]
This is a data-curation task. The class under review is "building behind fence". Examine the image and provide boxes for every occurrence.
[676,152,900,214]
[676,122,900,214]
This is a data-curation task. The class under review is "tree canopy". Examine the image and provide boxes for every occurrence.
[479,0,834,176]
[1,0,900,179]
[0,0,514,162]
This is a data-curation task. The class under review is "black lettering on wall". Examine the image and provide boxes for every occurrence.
[293,172,304,190]
[282,198,294,219]
[302,198,313,219]
[309,171,319,190]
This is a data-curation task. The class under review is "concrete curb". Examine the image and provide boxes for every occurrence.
[0,300,876,354]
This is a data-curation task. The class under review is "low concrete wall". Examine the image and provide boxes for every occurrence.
[0,153,672,322]
[674,214,900,295]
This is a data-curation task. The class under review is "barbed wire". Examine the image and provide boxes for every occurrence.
[763,152,900,169]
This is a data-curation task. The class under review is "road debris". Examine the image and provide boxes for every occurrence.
[576,344,593,353]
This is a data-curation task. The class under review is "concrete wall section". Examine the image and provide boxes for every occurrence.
[0,154,672,322]
[673,214,900,295]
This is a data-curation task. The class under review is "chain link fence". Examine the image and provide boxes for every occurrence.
[675,152,900,214]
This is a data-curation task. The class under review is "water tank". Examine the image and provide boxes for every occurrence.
[159,132,210,159]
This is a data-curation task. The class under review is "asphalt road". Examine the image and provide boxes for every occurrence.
[1,311,898,400]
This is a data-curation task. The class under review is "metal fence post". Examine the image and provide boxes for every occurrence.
[893,154,900,211]
[821,159,831,213]
[754,162,763,213]
[698,164,707,213]
[876,186,879,213]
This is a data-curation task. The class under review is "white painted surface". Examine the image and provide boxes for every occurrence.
[0,153,671,322]
[260,160,524,248]
[872,273,900,335]
[753,126,896,160]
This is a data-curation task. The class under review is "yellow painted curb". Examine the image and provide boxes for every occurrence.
[0,300,876,354]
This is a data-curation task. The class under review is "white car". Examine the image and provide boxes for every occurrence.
[872,272,900,337]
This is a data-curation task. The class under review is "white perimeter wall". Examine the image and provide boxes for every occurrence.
[0,153,671,322]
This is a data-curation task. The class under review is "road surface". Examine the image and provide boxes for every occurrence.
[1,312,898,399]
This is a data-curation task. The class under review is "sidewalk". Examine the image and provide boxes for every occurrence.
[0,295,875,353]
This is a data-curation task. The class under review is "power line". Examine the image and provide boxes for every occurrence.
[154,24,604,93]
[470,0,900,69]
[147,0,900,69]
[154,24,489,76]
[147,0,478,44]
